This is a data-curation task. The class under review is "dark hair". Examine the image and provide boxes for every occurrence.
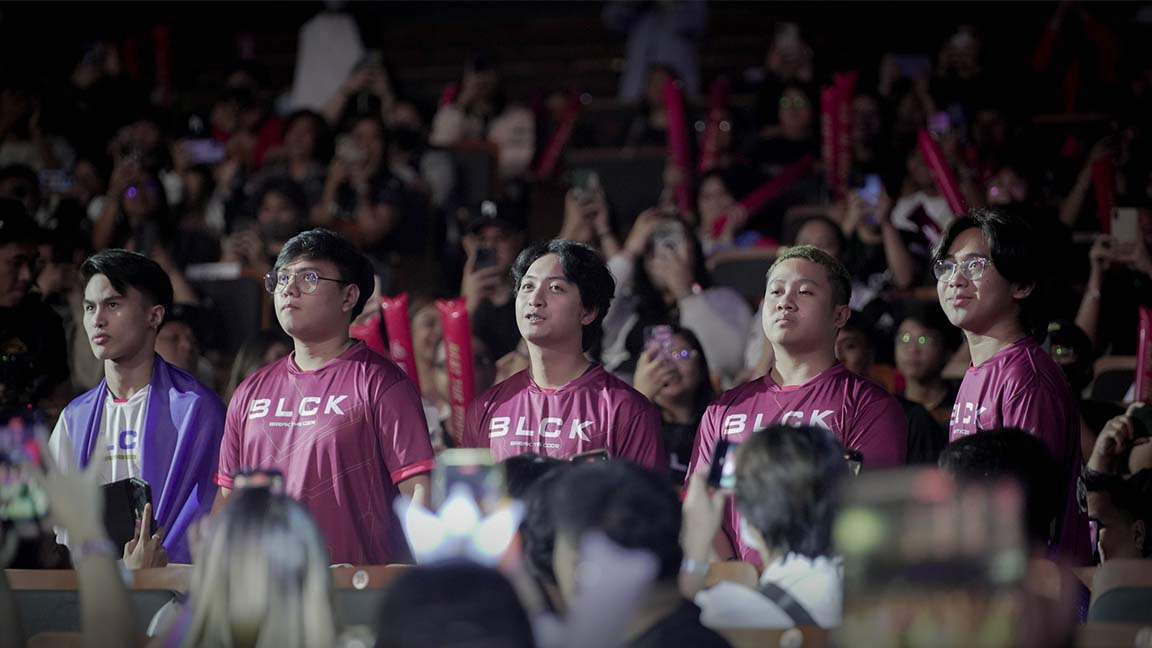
[511,240,615,352]
[898,301,963,352]
[80,249,174,318]
[787,215,847,260]
[255,179,309,225]
[769,244,852,307]
[1042,319,1095,394]
[931,207,1047,339]
[374,562,535,648]
[274,228,375,319]
[938,427,1061,548]
[667,324,715,421]
[0,164,41,206]
[502,453,566,499]
[281,109,333,163]
[549,461,682,581]
[734,424,848,559]
[518,462,572,586]
[0,198,39,245]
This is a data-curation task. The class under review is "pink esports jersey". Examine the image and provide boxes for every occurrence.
[950,337,1090,563]
[463,365,667,473]
[218,342,435,565]
[689,363,907,562]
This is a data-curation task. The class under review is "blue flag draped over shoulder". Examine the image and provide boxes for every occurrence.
[60,356,225,564]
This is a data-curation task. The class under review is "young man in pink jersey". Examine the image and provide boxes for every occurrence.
[932,207,1088,563]
[687,245,906,562]
[462,240,666,473]
[216,228,434,564]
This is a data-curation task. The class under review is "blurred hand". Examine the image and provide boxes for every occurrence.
[341,67,372,97]
[33,434,107,543]
[460,249,507,313]
[1088,235,1116,277]
[123,502,168,570]
[648,239,695,299]
[624,209,667,258]
[681,472,729,561]
[633,345,680,401]
[221,229,267,273]
[1089,403,1151,473]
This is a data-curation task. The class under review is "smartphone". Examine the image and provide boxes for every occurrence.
[707,440,740,489]
[1130,404,1152,439]
[650,222,685,258]
[1112,207,1140,246]
[845,449,864,476]
[644,324,675,361]
[0,413,49,533]
[473,247,498,270]
[569,448,610,464]
[233,467,285,493]
[432,449,504,514]
[182,139,227,166]
[102,477,154,549]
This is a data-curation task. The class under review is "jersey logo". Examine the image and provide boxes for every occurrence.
[248,395,349,420]
[721,410,835,436]
[488,416,593,441]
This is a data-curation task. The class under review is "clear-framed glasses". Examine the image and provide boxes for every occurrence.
[897,332,942,348]
[933,256,991,283]
[264,270,352,295]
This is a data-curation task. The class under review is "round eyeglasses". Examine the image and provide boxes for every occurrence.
[933,256,991,283]
[264,270,353,294]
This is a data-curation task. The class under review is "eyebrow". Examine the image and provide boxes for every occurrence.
[82,296,124,307]
[522,274,570,282]
[276,266,323,274]
[765,277,819,285]
[940,252,989,261]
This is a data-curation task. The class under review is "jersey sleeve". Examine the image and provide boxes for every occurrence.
[845,390,908,468]
[687,402,721,478]
[215,385,247,489]
[1000,377,1075,466]
[613,398,668,474]
[461,396,486,449]
[373,373,436,484]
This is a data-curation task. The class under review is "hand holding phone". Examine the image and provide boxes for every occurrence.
[707,440,740,489]
[101,477,154,550]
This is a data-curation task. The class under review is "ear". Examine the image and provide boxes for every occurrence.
[1135,519,1146,555]
[341,284,361,314]
[580,306,599,327]
[1011,280,1035,300]
[148,305,165,331]
[832,304,851,330]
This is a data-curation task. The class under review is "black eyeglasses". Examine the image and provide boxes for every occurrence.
[264,270,352,294]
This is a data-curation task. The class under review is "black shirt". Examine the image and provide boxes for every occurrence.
[0,296,68,417]
[627,600,731,648]
[472,298,521,360]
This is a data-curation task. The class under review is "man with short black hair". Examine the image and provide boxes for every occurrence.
[217,228,434,564]
[550,461,729,647]
[0,198,67,418]
[49,249,224,565]
[463,240,665,472]
[933,207,1088,562]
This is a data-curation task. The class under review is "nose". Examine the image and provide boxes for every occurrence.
[947,268,969,290]
[16,261,33,283]
[529,284,547,307]
[774,292,796,312]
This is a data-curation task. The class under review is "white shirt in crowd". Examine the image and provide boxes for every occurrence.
[695,554,843,629]
[49,387,149,548]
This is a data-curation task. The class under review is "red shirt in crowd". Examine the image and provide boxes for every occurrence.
[688,362,907,563]
[949,337,1090,563]
[217,342,435,565]
[462,365,667,473]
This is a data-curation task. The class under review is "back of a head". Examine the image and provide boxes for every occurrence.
[938,428,1061,549]
[375,562,535,648]
[81,249,175,318]
[735,424,849,560]
[510,240,615,351]
[275,227,375,319]
[183,489,335,648]
[548,461,682,581]
[518,461,572,586]
[502,453,567,499]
